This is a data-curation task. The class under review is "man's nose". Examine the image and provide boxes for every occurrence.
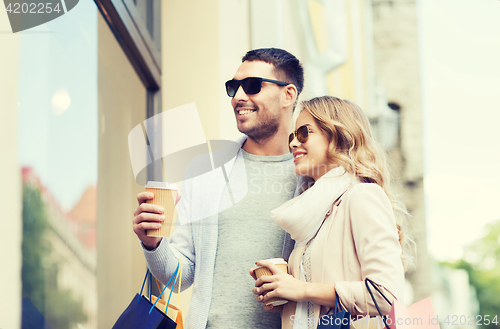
[233,84,249,101]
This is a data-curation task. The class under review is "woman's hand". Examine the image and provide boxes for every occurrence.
[251,259,308,305]
[249,267,284,313]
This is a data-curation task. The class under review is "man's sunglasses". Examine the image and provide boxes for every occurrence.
[225,77,289,97]
[289,125,310,146]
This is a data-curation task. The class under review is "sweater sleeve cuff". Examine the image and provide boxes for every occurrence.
[141,238,164,253]
[141,238,174,270]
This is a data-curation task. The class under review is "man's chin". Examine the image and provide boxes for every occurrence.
[237,128,253,137]
[236,121,253,135]
[236,119,279,141]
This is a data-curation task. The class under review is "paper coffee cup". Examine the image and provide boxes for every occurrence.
[254,258,289,306]
[145,181,178,237]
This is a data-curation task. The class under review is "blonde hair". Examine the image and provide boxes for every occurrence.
[300,96,415,271]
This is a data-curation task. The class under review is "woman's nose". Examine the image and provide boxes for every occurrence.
[289,133,300,150]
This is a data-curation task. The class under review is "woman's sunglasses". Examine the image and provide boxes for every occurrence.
[225,77,289,97]
[289,125,309,145]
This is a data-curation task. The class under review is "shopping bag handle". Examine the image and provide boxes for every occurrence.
[138,267,175,303]
[364,278,392,329]
[138,263,180,312]
[177,258,182,306]
[149,271,153,301]
[139,269,150,303]
[150,262,180,314]
[324,291,342,317]
[155,257,183,307]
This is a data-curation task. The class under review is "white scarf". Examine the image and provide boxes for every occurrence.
[271,166,354,246]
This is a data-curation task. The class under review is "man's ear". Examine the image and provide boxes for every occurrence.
[283,84,298,109]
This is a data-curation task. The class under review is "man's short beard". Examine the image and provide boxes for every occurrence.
[239,112,281,143]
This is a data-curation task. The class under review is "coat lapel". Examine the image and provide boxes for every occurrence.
[310,204,340,321]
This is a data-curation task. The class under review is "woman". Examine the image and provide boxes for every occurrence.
[252,96,414,329]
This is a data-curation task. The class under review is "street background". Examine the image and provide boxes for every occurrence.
[1,0,499,328]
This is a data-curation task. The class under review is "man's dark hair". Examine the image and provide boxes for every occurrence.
[242,48,304,96]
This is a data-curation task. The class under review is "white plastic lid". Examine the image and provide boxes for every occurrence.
[266,257,287,265]
[255,257,287,269]
[145,181,178,190]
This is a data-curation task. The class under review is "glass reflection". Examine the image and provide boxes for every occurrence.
[18,1,98,328]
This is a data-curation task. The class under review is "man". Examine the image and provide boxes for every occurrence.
[133,48,304,328]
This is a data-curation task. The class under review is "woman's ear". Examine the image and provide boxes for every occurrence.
[283,84,298,109]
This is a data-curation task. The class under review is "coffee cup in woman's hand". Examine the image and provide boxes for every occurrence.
[252,258,289,306]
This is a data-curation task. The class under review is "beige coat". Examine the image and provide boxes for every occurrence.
[281,183,405,329]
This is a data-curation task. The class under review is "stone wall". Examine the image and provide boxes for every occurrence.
[372,0,431,302]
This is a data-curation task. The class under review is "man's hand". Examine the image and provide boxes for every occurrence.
[133,191,182,250]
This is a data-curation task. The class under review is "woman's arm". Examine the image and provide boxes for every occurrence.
[335,183,404,314]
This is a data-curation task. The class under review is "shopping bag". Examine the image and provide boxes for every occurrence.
[111,264,180,329]
[150,297,183,329]
[149,258,184,329]
[364,278,397,329]
[365,279,441,329]
[21,297,54,329]
[350,316,380,329]
[318,292,351,329]
[166,304,183,329]
[387,298,440,329]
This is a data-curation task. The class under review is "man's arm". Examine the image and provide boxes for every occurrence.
[133,181,196,290]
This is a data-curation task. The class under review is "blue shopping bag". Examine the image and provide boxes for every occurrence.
[112,263,180,329]
[317,292,351,329]
[21,297,54,329]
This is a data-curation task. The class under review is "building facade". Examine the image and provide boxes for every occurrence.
[372,0,431,302]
